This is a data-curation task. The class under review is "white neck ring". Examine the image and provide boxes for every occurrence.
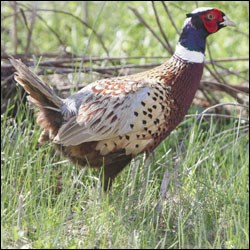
[174,43,205,63]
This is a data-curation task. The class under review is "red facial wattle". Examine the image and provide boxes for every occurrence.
[200,9,224,33]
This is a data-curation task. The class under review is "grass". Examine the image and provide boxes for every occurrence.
[1,1,249,249]
[1,100,248,249]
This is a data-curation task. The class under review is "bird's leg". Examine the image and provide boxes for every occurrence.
[103,161,129,192]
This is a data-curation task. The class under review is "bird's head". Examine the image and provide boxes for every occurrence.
[175,7,235,62]
[185,7,235,35]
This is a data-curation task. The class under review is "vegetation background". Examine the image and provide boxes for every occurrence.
[1,1,249,249]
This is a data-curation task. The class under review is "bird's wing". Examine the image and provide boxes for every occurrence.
[54,78,171,146]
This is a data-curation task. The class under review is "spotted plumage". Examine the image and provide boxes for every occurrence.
[10,7,235,190]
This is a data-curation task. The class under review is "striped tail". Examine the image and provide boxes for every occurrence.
[10,58,64,143]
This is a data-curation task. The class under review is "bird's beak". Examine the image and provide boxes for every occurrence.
[220,15,236,27]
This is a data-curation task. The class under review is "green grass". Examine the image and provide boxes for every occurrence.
[1,101,248,249]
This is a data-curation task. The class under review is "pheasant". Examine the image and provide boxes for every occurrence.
[10,7,235,191]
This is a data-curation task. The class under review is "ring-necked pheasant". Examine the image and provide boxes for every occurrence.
[10,7,235,191]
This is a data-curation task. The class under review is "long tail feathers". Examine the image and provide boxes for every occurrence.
[9,58,63,110]
[10,57,64,143]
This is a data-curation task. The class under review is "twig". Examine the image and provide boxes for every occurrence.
[213,63,249,82]
[204,64,224,86]
[83,1,88,36]
[23,3,37,55]
[8,2,110,56]
[206,42,227,85]
[151,1,174,54]
[34,8,109,56]
[10,1,18,54]
[201,80,249,95]
[186,113,249,123]
[196,102,249,122]
[38,62,161,75]
[161,1,180,35]
[2,53,248,64]
[205,57,249,63]
[128,6,170,53]
[200,81,247,104]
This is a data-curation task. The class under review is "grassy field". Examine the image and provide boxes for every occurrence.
[1,1,249,249]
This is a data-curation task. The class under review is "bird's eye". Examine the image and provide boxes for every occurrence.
[207,14,214,20]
